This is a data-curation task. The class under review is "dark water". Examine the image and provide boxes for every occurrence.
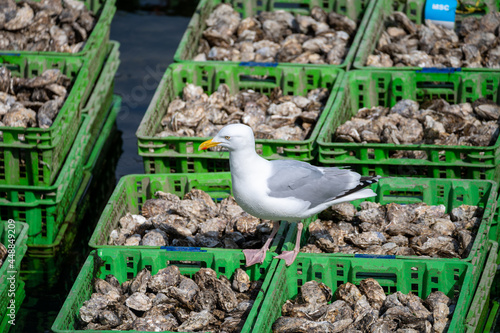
[12,2,195,332]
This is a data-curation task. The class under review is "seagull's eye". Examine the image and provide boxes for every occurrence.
[225,136,230,140]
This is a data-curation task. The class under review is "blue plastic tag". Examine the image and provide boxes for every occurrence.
[354,254,396,259]
[424,0,458,29]
[161,246,207,252]
[416,67,462,73]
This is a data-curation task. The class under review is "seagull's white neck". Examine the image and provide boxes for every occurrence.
[229,145,269,179]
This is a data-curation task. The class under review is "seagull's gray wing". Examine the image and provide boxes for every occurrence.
[267,160,367,208]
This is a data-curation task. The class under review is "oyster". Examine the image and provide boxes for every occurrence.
[192,4,357,65]
[301,202,480,259]
[0,67,72,131]
[157,83,329,141]
[0,0,95,53]
[79,265,263,332]
[109,189,278,251]
[273,279,456,332]
[334,98,500,150]
[368,11,500,68]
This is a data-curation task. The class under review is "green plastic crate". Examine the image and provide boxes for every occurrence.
[483,298,500,333]
[0,54,89,186]
[137,63,343,174]
[88,172,288,254]
[51,248,278,333]
[0,280,26,333]
[317,70,500,181]
[254,253,475,333]
[174,0,375,70]
[285,177,497,290]
[4,0,117,104]
[0,221,28,325]
[353,0,500,71]
[82,41,120,137]
[491,192,500,243]
[0,104,107,248]
[464,241,498,333]
[26,98,120,257]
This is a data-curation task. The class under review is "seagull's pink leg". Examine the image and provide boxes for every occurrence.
[275,222,303,266]
[243,221,280,267]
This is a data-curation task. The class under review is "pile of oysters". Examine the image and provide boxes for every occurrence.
[157,83,329,141]
[273,278,454,333]
[367,11,500,68]
[109,189,275,250]
[300,202,481,259]
[334,99,500,153]
[194,3,357,64]
[0,67,71,130]
[80,265,261,332]
[0,0,96,53]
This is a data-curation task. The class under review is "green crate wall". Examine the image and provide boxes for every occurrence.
[0,280,25,333]
[318,70,500,181]
[353,0,500,71]
[174,0,375,70]
[81,42,120,162]
[0,221,28,323]
[0,98,120,250]
[27,96,120,257]
[52,248,278,332]
[464,241,498,332]
[137,63,343,174]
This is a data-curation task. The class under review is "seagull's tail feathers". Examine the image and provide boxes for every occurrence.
[327,175,381,206]
[328,188,376,205]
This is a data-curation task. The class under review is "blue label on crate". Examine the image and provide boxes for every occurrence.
[239,61,278,67]
[416,67,462,73]
[161,246,207,252]
[354,254,396,259]
[424,0,458,29]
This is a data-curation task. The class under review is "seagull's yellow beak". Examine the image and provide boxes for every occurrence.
[199,138,221,150]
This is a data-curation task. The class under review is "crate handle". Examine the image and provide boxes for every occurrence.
[415,68,461,74]
[161,246,207,252]
[239,61,278,67]
[354,254,396,259]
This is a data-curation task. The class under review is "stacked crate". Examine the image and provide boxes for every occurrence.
[0,0,120,329]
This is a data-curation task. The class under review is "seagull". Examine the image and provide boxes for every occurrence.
[199,124,380,266]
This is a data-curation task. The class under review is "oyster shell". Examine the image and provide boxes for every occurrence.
[273,279,455,333]
[78,265,263,332]
[193,4,357,65]
[369,11,500,68]
[334,98,499,150]
[0,0,95,53]
[110,187,279,251]
[301,202,480,259]
[0,67,72,131]
[156,83,329,141]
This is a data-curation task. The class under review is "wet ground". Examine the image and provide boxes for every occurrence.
[13,2,195,332]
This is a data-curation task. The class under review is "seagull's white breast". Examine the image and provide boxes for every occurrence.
[230,155,310,221]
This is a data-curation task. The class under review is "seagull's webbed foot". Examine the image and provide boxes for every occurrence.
[275,222,303,267]
[274,250,299,266]
[243,221,280,267]
[243,248,267,266]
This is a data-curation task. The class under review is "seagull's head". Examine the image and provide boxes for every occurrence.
[199,124,255,152]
